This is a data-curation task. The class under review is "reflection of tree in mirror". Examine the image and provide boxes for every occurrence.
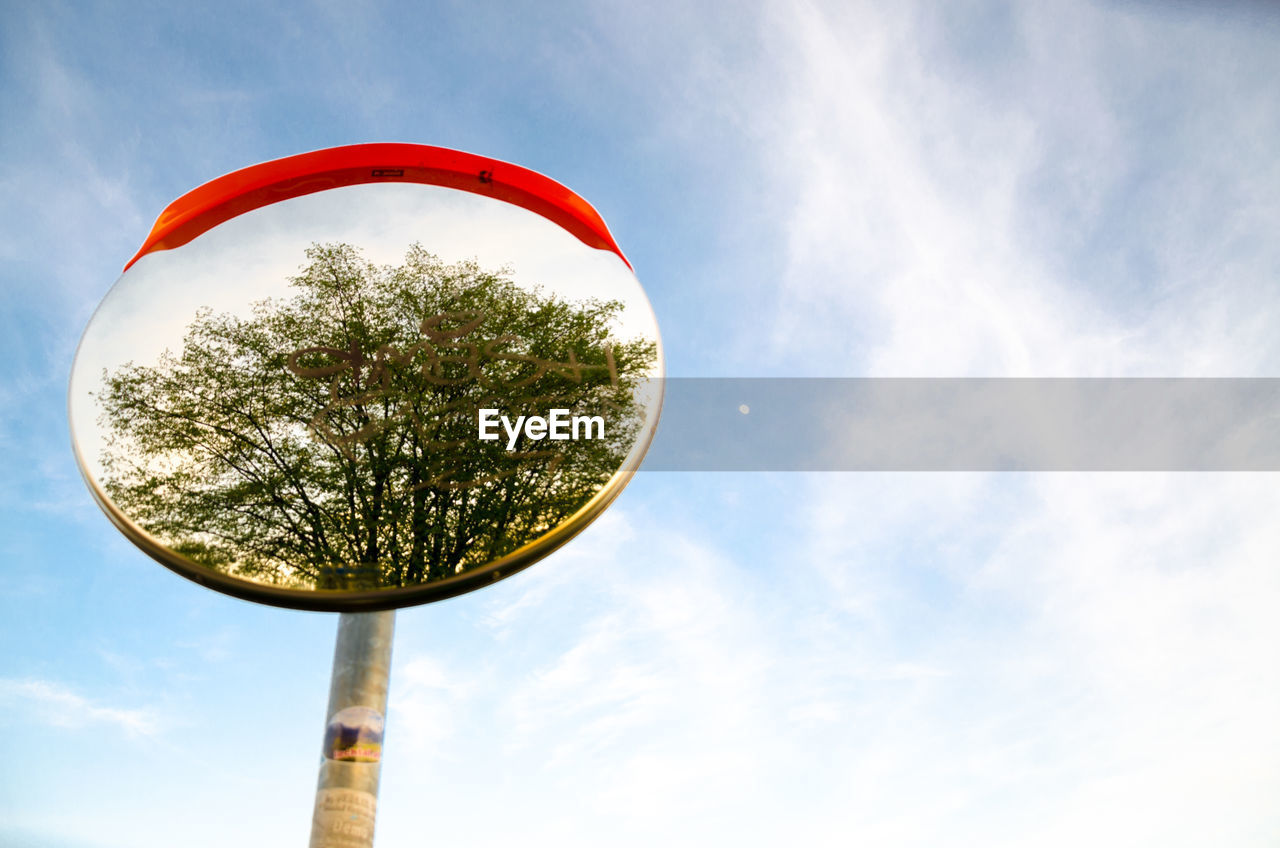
[97,243,656,590]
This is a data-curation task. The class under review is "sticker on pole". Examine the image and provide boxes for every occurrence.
[322,707,385,763]
[69,144,663,611]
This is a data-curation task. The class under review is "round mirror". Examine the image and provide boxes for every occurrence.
[69,144,663,611]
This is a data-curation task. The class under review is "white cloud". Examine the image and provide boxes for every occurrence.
[781,470,1280,845]
[0,677,161,736]
[758,0,1280,378]
[626,1,1280,843]
[387,652,480,757]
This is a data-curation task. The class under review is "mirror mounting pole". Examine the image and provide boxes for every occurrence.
[309,611,397,848]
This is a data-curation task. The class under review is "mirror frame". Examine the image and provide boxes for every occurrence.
[72,143,661,612]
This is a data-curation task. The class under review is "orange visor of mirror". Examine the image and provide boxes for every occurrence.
[123,142,631,272]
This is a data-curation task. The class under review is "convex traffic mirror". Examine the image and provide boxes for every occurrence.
[70,144,663,611]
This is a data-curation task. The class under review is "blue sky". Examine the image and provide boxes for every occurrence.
[3,1,1280,846]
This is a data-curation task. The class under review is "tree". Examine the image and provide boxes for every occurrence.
[96,242,656,590]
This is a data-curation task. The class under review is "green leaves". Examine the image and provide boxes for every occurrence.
[98,243,656,590]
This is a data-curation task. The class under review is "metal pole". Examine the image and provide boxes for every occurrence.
[309,610,396,848]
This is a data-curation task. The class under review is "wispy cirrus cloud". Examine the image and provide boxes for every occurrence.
[784,469,1280,845]
[757,0,1280,378]
[0,677,162,736]
[686,0,1280,843]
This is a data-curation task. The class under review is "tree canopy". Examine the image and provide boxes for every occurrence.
[97,243,656,590]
